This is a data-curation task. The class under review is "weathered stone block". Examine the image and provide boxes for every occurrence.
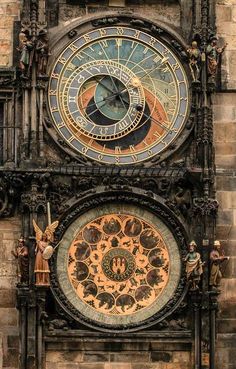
[150,352,172,362]
[216,155,236,168]
[110,353,150,362]
[104,364,130,369]
[57,364,80,369]
[132,365,155,369]
[172,351,191,363]
[216,5,232,21]
[0,54,10,66]
[83,353,109,362]
[215,142,236,155]
[0,308,17,326]
[219,278,236,302]
[0,332,3,369]
[121,342,150,351]
[7,335,18,349]
[217,210,234,225]
[6,3,19,16]
[0,290,16,308]
[78,364,105,369]
[213,105,236,122]
[3,348,19,367]
[46,351,83,363]
[0,277,17,290]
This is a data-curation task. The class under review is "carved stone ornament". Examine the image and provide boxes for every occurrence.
[50,188,188,332]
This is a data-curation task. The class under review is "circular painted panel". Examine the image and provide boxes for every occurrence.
[56,204,182,328]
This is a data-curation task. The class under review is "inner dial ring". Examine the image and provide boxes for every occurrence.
[63,60,145,140]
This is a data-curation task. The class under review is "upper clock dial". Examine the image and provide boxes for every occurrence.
[48,26,189,164]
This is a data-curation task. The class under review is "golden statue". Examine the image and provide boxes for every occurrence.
[33,219,59,286]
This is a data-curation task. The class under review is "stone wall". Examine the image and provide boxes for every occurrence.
[0,218,21,369]
[45,338,192,369]
[0,0,20,67]
[58,0,180,28]
[214,1,236,369]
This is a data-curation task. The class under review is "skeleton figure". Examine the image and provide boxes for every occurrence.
[33,219,59,286]
[187,41,201,82]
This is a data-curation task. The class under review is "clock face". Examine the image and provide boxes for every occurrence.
[55,204,182,330]
[48,26,189,164]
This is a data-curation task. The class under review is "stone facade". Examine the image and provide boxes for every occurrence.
[0,0,20,67]
[0,0,236,369]
[214,1,236,369]
[0,218,21,369]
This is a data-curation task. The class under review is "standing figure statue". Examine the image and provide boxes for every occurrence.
[184,240,204,290]
[33,219,59,286]
[209,240,229,289]
[17,30,34,79]
[187,41,201,82]
[206,36,227,83]
[12,236,29,284]
[35,31,49,78]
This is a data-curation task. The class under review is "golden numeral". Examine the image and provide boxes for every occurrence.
[116,39,122,47]
[83,34,91,42]
[97,154,104,161]
[82,146,89,154]
[129,145,135,152]
[132,154,138,162]
[99,28,107,37]
[68,44,78,52]
[134,30,140,39]
[99,40,108,47]
[172,63,180,71]
[115,146,122,154]
[161,140,167,147]
[153,131,161,138]
[149,37,156,46]
[117,27,124,35]
[58,58,66,65]
[49,90,56,95]
[68,136,74,143]
[51,73,59,79]
[57,123,65,129]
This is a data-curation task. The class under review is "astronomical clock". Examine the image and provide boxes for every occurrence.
[1,2,218,368]
[47,23,190,165]
[45,16,191,333]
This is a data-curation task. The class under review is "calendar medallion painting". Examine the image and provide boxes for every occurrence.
[55,204,182,330]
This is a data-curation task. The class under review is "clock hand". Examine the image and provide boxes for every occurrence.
[118,96,170,132]
[94,76,127,109]
[98,60,168,100]
[79,89,128,112]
